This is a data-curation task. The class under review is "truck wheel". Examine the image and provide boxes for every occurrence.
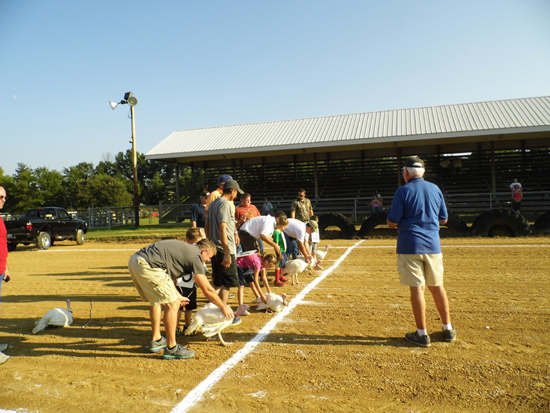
[76,229,85,245]
[37,231,52,250]
[7,243,17,252]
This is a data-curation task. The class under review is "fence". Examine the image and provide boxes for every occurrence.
[77,191,549,229]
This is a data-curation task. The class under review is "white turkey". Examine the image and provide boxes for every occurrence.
[297,245,330,270]
[32,299,73,333]
[281,259,310,285]
[184,303,236,346]
[256,293,289,313]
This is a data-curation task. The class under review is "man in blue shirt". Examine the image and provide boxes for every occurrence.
[387,156,456,347]
[191,192,208,228]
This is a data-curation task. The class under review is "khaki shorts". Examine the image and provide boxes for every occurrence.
[128,254,178,306]
[397,253,444,287]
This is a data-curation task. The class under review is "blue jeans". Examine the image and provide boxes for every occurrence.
[283,232,299,259]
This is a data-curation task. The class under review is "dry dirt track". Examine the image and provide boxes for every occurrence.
[0,237,549,413]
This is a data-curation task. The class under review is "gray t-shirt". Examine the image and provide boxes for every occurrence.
[207,196,236,254]
[136,240,204,280]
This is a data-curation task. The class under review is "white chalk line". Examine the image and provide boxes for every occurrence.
[170,239,365,413]
[332,245,550,249]
[28,244,550,253]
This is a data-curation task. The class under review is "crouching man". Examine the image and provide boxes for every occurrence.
[128,238,234,359]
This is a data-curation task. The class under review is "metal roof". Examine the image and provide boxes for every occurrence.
[146,96,550,161]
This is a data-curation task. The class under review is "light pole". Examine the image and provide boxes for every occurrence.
[109,92,140,227]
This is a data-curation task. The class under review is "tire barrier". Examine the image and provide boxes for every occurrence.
[442,211,469,234]
[470,208,531,237]
[358,212,389,238]
[318,213,357,239]
[533,211,550,235]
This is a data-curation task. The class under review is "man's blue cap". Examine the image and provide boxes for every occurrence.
[217,174,232,186]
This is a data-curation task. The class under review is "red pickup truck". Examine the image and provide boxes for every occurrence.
[4,207,88,251]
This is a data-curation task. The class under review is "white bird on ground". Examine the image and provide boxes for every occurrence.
[32,299,73,334]
[184,303,236,346]
[281,259,310,285]
[256,293,289,313]
[297,245,330,270]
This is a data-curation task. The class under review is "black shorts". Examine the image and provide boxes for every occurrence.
[175,285,197,310]
[238,230,259,253]
[211,250,239,288]
[237,266,255,287]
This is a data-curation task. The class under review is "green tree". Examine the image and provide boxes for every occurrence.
[10,164,40,212]
[35,167,64,206]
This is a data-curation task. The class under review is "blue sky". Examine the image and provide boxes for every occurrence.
[1,0,549,176]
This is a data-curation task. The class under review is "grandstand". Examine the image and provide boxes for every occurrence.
[146,96,550,223]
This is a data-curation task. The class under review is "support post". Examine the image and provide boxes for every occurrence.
[130,105,140,227]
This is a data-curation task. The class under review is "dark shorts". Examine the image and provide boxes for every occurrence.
[237,266,255,287]
[175,285,198,310]
[211,250,239,288]
[238,230,259,253]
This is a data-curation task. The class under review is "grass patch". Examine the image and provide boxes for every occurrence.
[87,223,192,242]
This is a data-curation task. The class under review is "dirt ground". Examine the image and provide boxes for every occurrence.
[0,236,549,413]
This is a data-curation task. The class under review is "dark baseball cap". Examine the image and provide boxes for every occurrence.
[404,156,425,168]
[217,174,233,186]
[224,180,244,194]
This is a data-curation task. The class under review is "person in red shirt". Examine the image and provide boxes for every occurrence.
[0,186,12,364]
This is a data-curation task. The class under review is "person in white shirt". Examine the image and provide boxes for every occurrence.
[238,214,288,260]
[283,218,318,263]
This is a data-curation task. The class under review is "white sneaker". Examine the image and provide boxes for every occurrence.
[0,343,8,352]
[0,352,10,365]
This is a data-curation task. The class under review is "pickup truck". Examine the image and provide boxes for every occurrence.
[4,207,88,251]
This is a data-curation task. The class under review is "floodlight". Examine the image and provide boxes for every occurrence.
[109,101,119,110]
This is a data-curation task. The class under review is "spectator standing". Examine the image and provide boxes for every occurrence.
[509,179,522,192]
[235,193,262,229]
[439,158,451,175]
[204,174,233,220]
[205,180,243,315]
[370,192,384,214]
[262,198,274,216]
[0,187,12,364]
[128,239,233,359]
[290,189,314,222]
[511,186,523,211]
[452,158,463,174]
[191,192,208,228]
[387,156,456,347]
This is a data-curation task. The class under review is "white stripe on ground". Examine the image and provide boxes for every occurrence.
[35,244,550,253]
[170,240,365,413]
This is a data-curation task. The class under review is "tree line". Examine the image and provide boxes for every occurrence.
[0,150,198,213]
